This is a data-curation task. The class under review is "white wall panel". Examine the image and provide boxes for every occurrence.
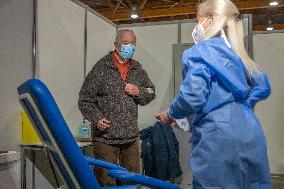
[254,33,284,174]
[242,17,249,36]
[37,0,85,135]
[0,0,33,151]
[86,12,116,73]
[181,22,197,44]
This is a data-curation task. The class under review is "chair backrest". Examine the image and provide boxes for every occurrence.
[18,79,101,189]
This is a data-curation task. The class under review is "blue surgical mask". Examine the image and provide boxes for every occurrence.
[192,18,209,44]
[119,43,136,60]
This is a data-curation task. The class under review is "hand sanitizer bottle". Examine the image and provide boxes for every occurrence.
[78,119,91,138]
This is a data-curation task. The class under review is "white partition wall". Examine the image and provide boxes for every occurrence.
[37,0,85,135]
[0,0,33,151]
[254,32,284,174]
[86,11,116,73]
[181,22,196,44]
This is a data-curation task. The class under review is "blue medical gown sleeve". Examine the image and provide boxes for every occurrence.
[246,72,271,109]
[169,60,212,119]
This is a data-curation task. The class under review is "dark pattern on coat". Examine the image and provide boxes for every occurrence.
[140,121,183,180]
[78,52,155,144]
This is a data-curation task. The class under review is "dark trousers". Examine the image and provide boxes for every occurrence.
[93,139,140,186]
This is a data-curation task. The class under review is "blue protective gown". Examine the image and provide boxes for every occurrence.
[169,37,272,189]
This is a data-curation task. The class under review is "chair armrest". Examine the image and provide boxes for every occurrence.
[107,170,181,189]
[85,156,128,171]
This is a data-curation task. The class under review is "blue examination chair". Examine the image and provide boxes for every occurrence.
[17,79,181,189]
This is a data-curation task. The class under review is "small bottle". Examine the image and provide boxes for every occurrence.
[78,120,91,138]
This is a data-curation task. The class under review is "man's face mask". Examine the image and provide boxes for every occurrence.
[119,43,136,60]
[192,17,210,44]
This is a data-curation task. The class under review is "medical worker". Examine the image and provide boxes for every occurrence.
[156,0,272,188]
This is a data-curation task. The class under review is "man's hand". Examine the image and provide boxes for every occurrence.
[155,110,174,125]
[125,83,140,96]
[96,118,111,131]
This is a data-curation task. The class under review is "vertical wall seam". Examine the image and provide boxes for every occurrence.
[84,9,87,79]
[32,0,37,79]
[178,22,181,45]
[248,14,254,59]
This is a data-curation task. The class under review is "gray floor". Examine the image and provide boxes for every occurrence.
[272,175,284,189]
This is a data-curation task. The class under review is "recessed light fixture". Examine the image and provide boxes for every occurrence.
[270,1,279,6]
[267,26,274,31]
[131,13,139,19]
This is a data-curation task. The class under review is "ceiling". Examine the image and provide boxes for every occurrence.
[79,0,284,31]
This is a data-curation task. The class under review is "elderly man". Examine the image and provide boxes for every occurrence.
[78,29,155,186]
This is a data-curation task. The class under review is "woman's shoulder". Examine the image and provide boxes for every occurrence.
[182,38,220,65]
[186,37,223,54]
[184,37,236,64]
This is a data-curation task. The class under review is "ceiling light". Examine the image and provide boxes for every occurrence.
[270,1,279,6]
[267,26,274,31]
[131,13,139,19]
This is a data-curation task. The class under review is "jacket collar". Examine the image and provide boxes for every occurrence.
[104,52,140,70]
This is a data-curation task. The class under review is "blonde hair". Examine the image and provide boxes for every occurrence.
[198,0,259,75]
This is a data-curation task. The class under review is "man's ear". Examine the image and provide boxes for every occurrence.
[114,43,118,51]
[209,15,214,24]
[114,42,120,48]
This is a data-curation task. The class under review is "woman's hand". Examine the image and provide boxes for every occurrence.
[155,110,174,125]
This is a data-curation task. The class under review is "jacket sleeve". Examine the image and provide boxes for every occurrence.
[246,72,271,109]
[78,65,104,124]
[134,69,156,106]
[169,60,212,119]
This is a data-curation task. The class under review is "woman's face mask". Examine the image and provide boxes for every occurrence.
[118,43,136,60]
[192,17,210,44]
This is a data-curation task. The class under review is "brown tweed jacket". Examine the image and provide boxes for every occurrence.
[78,52,155,144]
